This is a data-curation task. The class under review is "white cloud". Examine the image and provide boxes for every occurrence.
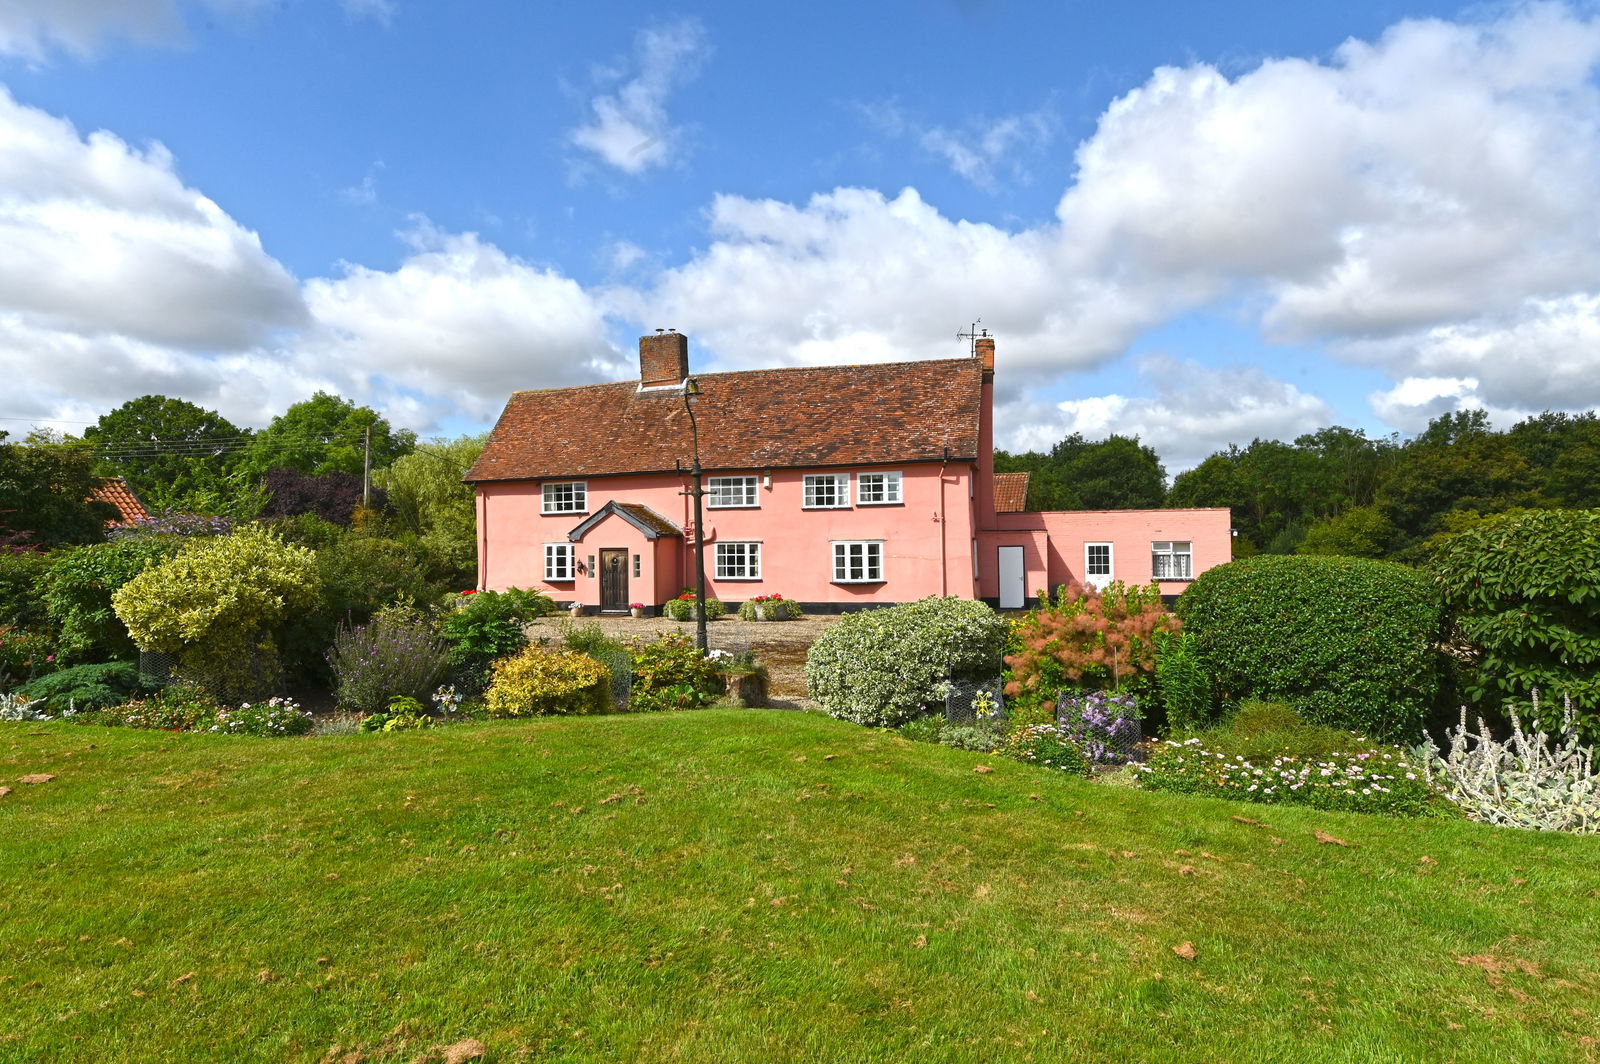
[1368,375,1481,431]
[0,0,266,62]
[0,86,305,350]
[862,102,1056,189]
[998,358,1333,472]
[299,221,626,424]
[568,19,709,176]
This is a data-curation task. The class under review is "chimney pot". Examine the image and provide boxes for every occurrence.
[639,331,690,388]
[975,336,996,379]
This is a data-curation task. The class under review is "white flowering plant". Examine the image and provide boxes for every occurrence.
[207,696,313,737]
[1134,736,1454,818]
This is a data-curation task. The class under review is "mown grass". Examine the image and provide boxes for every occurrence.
[1,709,1597,1063]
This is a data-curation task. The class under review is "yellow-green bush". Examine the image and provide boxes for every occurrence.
[484,645,611,718]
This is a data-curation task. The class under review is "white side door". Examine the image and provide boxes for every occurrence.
[998,545,1026,610]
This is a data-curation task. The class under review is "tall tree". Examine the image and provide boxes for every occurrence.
[239,392,415,479]
[373,435,486,586]
[0,431,116,547]
[995,433,1166,511]
[82,395,247,512]
[1379,410,1536,548]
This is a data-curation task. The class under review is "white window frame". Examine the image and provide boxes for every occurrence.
[1152,541,1193,580]
[1084,542,1113,587]
[856,471,903,505]
[541,481,587,514]
[544,542,575,581]
[714,541,762,580]
[803,473,851,509]
[832,540,885,583]
[707,475,759,509]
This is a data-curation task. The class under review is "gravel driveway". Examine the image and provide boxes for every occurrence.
[526,612,847,709]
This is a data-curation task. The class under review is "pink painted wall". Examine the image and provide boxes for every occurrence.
[978,508,1233,600]
[476,463,979,607]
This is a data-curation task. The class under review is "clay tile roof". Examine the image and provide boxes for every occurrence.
[90,476,150,526]
[568,501,682,541]
[993,472,1030,513]
[465,358,984,483]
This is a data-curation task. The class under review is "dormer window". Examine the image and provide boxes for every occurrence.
[542,481,587,514]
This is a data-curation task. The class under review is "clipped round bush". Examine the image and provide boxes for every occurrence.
[1176,554,1444,743]
[1429,509,1600,734]
[806,597,1008,727]
[484,645,611,718]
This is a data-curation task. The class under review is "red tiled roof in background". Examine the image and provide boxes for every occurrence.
[993,471,1030,513]
[90,476,150,526]
[466,357,985,483]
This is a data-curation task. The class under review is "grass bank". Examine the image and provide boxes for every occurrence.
[2,710,1597,1062]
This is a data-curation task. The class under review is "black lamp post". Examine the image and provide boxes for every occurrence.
[681,376,709,654]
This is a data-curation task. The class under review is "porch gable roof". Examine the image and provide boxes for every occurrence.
[567,501,682,542]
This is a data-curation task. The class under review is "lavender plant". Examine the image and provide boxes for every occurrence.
[327,609,450,713]
[1423,692,1600,833]
[1057,691,1142,764]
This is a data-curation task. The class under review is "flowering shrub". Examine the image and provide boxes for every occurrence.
[737,594,802,621]
[98,682,224,731]
[994,724,1090,776]
[327,609,450,713]
[1004,580,1175,717]
[1135,737,1452,818]
[664,591,726,621]
[108,510,234,540]
[484,645,612,718]
[630,633,722,712]
[1057,691,1142,765]
[207,696,314,737]
[806,597,1009,727]
[1424,693,1600,833]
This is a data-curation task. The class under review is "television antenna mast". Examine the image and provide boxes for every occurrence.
[956,319,989,357]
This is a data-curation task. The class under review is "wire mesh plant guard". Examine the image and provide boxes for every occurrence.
[137,648,178,687]
[1057,690,1144,764]
[944,678,1007,727]
[592,646,633,711]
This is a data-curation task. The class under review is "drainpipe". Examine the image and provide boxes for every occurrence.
[938,451,948,597]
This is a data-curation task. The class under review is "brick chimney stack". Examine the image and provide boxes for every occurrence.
[639,330,690,388]
[975,335,995,381]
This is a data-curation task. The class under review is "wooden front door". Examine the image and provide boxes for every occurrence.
[599,549,629,613]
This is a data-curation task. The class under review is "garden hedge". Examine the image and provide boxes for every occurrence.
[1176,554,1444,742]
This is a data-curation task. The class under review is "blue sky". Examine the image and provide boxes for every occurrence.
[4,0,1599,470]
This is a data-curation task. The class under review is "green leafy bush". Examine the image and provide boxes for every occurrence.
[0,550,50,628]
[806,597,1008,727]
[0,626,55,688]
[630,633,722,712]
[993,724,1089,776]
[1154,629,1214,732]
[1176,554,1444,743]
[484,645,611,718]
[18,661,158,714]
[327,608,450,713]
[41,537,182,663]
[1429,509,1600,735]
[441,588,556,691]
[360,695,436,732]
[937,722,1006,751]
[111,525,321,702]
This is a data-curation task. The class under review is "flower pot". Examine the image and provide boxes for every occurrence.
[569,605,586,618]
[724,672,768,708]
[630,607,646,619]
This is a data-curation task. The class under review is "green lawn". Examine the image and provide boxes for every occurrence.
[2,710,1597,1063]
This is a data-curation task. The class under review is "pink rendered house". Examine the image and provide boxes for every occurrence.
[465,332,1230,613]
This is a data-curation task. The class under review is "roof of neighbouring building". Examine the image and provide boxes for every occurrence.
[90,476,150,526]
[465,357,985,483]
[993,471,1030,513]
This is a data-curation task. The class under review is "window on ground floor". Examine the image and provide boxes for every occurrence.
[832,540,884,583]
[1152,540,1193,580]
[1085,542,1113,585]
[715,541,762,580]
[544,542,575,581]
